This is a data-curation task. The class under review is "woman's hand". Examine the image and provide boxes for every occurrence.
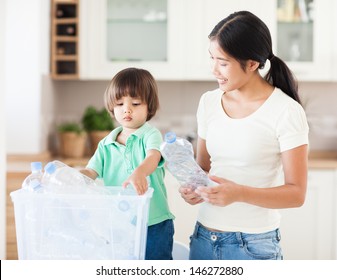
[195,175,242,207]
[179,185,204,205]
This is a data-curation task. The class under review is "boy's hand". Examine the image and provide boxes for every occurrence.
[123,170,148,195]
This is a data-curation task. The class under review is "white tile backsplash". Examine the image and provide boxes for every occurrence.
[51,80,337,152]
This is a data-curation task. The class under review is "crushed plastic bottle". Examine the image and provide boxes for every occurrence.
[160,132,216,189]
[41,160,99,194]
[22,162,43,192]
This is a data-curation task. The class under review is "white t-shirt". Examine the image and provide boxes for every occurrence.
[197,87,309,233]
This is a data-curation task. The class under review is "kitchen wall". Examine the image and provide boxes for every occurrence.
[49,80,337,153]
[0,0,7,260]
[4,1,337,157]
[5,0,50,155]
[299,82,337,151]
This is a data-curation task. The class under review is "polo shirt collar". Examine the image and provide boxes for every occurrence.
[102,122,151,145]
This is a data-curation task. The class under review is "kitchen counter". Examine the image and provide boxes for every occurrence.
[308,151,337,169]
[6,153,90,173]
[5,150,337,259]
[6,151,337,172]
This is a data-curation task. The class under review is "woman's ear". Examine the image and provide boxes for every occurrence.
[247,60,260,72]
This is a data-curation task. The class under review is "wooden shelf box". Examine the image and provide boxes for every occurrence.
[50,0,79,79]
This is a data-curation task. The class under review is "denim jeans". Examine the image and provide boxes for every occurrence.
[145,219,174,260]
[189,222,283,260]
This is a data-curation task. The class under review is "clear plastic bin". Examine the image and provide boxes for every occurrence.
[10,187,153,260]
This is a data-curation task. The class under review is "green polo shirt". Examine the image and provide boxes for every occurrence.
[87,122,174,226]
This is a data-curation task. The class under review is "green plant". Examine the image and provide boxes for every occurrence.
[81,106,114,131]
[57,122,84,134]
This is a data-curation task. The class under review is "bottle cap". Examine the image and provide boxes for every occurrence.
[31,162,42,172]
[44,162,56,174]
[165,132,176,143]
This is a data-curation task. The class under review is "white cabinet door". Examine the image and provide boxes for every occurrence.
[280,169,336,260]
[165,170,200,246]
[183,0,275,80]
[79,0,185,80]
[185,0,334,81]
[79,0,334,81]
[275,0,333,81]
[333,0,337,81]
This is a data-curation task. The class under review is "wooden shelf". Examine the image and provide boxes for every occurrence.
[55,55,77,60]
[50,0,79,80]
[54,18,78,24]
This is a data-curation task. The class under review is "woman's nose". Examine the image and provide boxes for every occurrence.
[210,60,219,76]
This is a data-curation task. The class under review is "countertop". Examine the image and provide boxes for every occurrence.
[308,151,337,169]
[6,150,337,173]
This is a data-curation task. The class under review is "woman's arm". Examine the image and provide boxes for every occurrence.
[196,137,211,172]
[196,144,308,209]
[123,149,161,195]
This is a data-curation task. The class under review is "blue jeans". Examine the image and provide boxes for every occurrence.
[189,222,283,260]
[145,219,174,260]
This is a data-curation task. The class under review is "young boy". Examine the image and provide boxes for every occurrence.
[81,67,174,260]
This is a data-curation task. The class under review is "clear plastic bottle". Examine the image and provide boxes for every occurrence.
[21,162,43,192]
[160,132,216,189]
[41,160,97,194]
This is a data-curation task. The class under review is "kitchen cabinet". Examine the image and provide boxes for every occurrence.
[333,0,337,81]
[79,0,274,80]
[79,0,185,80]
[165,171,199,246]
[50,0,80,80]
[275,0,334,81]
[182,0,275,80]
[78,0,335,81]
[184,0,334,81]
[280,169,337,260]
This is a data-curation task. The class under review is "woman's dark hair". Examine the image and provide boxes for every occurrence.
[209,11,300,104]
[104,67,160,121]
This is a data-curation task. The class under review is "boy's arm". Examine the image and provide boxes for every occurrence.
[123,149,161,195]
[80,168,98,180]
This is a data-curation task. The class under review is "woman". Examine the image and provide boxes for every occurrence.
[180,11,309,260]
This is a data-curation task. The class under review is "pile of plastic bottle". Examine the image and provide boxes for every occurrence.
[21,160,107,195]
[17,160,150,260]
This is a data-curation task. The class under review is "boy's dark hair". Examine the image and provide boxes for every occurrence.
[209,11,300,104]
[104,67,160,121]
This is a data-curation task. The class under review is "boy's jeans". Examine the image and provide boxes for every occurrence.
[145,219,174,260]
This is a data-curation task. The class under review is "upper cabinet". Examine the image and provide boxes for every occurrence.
[78,0,336,81]
[80,0,184,80]
[275,0,333,81]
[182,0,275,80]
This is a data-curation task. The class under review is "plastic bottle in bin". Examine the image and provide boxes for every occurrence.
[41,160,98,193]
[160,132,216,189]
[21,162,43,192]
